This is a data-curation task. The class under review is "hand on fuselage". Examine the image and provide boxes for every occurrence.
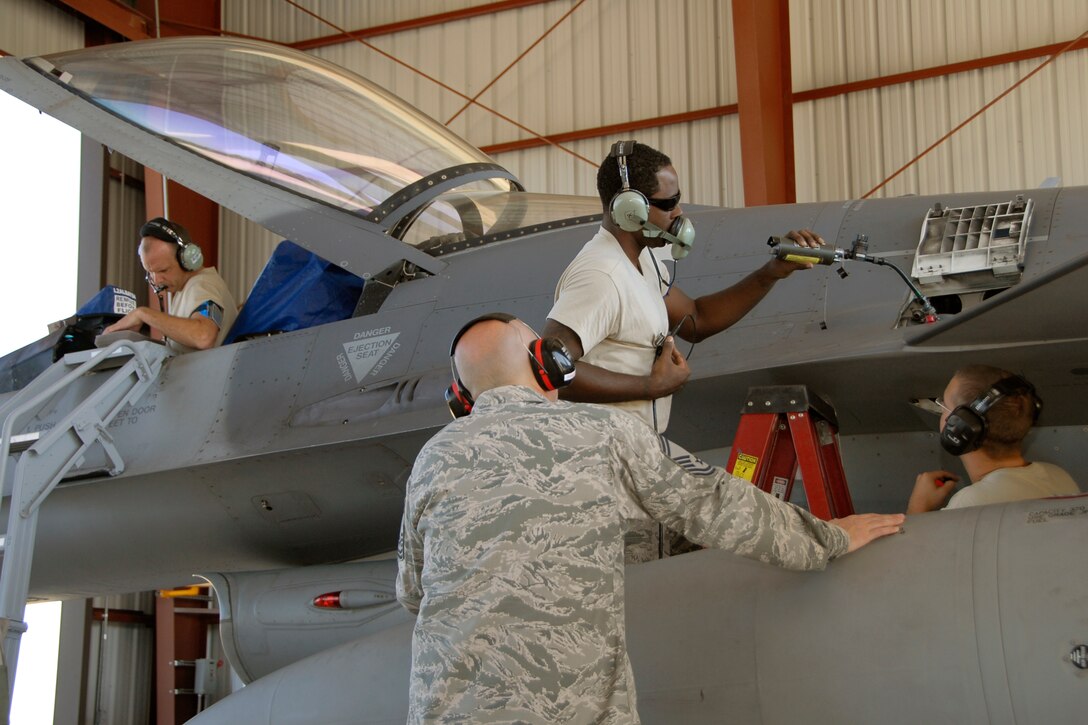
[831,512,906,553]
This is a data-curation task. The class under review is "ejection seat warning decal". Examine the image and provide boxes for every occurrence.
[340,327,401,382]
[733,453,758,482]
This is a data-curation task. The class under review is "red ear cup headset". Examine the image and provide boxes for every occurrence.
[940,375,1041,455]
[445,313,576,418]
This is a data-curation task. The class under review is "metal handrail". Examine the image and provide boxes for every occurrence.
[0,339,170,706]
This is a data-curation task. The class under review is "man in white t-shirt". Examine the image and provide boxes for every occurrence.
[102,217,237,354]
[907,365,1081,513]
[544,141,824,436]
[543,141,826,560]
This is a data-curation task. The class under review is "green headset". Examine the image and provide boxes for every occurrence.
[607,140,695,260]
[140,217,204,272]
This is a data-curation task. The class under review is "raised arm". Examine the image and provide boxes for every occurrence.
[666,229,826,342]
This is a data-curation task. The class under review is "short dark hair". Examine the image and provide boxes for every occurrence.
[951,364,1037,456]
[596,141,672,210]
[139,217,192,249]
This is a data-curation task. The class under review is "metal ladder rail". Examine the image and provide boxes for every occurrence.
[0,340,169,707]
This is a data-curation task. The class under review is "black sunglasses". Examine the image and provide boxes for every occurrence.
[646,192,682,212]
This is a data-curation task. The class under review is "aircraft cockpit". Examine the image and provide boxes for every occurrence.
[400,190,600,255]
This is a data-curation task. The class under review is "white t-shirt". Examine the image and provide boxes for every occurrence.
[946,461,1082,509]
[166,267,238,354]
[548,227,671,430]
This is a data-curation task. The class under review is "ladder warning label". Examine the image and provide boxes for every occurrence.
[732,453,758,481]
[771,476,789,499]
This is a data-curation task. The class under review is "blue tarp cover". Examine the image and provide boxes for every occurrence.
[224,240,365,344]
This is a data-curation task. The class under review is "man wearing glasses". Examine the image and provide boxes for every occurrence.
[543,141,825,561]
[102,217,237,354]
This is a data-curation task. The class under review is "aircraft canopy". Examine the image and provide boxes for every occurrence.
[38,37,518,217]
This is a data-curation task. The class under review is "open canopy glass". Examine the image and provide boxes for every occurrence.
[40,37,517,218]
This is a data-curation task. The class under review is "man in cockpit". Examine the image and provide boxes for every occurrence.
[542,140,825,561]
[907,365,1080,513]
[102,217,237,354]
[396,312,904,724]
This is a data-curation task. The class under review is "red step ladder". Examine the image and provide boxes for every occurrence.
[725,386,854,520]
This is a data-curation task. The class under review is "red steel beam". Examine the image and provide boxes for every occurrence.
[288,0,553,51]
[55,0,154,41]
[731,0,795,206]
[92,608,154,626]
[158,18,275,43]
[481,37,1088,156]
[794,36,1088,104]
[480,104,738,155]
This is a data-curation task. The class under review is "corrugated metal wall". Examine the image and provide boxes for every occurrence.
[218,0,1088,299]
[106,155,151,303]
[791,0,1088,200]
[0,0,83,57]
[85,594,154,725]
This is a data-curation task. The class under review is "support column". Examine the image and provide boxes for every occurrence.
[53,600,91,725]
[731,0,796,206]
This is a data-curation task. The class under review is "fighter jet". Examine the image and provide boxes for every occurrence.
[1,37,1085,721]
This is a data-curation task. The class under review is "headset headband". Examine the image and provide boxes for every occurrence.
[449,312,517,356]
[445,312,574,418]
[975,376,1035,414]
[141,218,189,248]
[140,217,203,272]
[611,140,637,191]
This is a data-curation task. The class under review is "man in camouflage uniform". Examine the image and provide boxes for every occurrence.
[396,314,904,724]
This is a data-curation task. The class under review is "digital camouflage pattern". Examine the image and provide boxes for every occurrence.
[624,435,716,563]
[397,386,849,724]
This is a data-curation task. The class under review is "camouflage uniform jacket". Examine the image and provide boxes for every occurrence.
[396,386,849,724]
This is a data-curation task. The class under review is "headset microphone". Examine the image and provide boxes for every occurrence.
[608,140,696,260]
[643,217,696,260]
[145,274,168,295]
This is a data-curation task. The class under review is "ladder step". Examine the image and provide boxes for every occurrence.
[8,432,40,454]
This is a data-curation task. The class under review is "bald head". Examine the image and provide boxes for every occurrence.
[453,318,556,401]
